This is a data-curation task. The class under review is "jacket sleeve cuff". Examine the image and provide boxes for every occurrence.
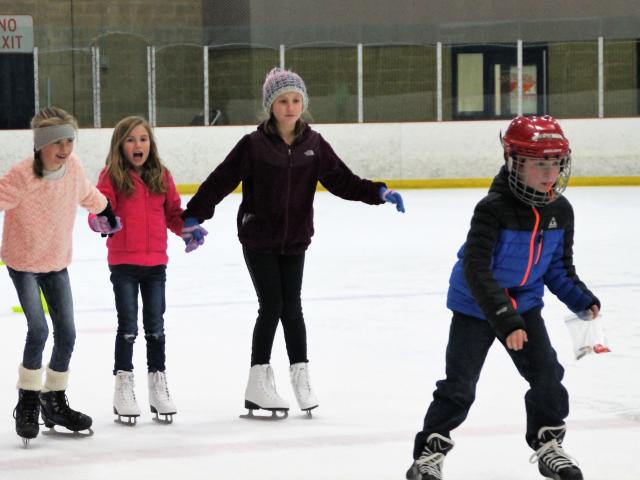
[488,312,526,341]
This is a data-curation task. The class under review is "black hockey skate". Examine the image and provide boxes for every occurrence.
[530,426,583,480]
[406,433,454,480]
[14,389,41,448]
[39,390,93,436]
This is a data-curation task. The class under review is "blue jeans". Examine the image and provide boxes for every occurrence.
[109,264,167,374]
[413,308,569,458]
[8,267,76,372]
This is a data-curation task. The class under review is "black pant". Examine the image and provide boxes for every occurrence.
[413,308,569,458]
[109,264,167,374]
[243,247,307,366]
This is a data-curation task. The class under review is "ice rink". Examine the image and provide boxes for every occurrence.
[1,187,638,480]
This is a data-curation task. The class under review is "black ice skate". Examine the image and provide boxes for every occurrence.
[39,391,93,436]
[14,389,41,448]
[406,433,454,480]
[529,425,583,480]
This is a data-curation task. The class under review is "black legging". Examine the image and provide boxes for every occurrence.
[243,246,308,366]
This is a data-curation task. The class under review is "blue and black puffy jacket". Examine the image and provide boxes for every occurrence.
[446,166,600,339]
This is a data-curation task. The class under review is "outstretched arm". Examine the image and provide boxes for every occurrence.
[317,135,387,205]
[181,135,250,223]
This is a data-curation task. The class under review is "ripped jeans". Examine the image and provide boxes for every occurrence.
[7,267,76,372]
[109,264,167,374]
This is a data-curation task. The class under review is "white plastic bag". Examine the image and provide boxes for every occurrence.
[564,311,611,360]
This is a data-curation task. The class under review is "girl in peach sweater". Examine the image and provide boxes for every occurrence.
[0,107,120,446]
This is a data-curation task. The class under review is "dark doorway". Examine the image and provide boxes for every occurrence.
[0,53,35,129]
[452,44,547,120]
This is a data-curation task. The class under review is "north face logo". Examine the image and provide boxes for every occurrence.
[548,217,558,229]
[304,150,315,156]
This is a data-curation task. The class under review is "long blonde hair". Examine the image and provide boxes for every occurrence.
[30,107,78,178]
[105,116,167,196]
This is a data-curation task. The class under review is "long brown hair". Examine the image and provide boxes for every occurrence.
[105,116,167,196]
[261,113,307,141]
[30,107,78,178]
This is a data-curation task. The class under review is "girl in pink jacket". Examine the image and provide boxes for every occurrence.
[1,107,119,446]
[89,116,204,426]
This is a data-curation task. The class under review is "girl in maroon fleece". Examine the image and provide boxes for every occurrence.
[181,68,404,418]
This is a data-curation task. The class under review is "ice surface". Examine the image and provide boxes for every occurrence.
[1,187,638,479]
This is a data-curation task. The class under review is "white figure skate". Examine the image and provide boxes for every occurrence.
[148,371,176,424]
[241,364,289,420]
[290,362,318,416]
[113,370,141,426]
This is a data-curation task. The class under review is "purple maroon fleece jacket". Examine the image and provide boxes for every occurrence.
[182,123,386,254]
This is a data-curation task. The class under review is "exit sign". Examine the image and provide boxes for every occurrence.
[0,15,33,53]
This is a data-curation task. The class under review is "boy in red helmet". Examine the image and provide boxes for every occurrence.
[407,115,600,480]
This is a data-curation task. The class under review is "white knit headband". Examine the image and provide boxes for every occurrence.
[33,124,76,151]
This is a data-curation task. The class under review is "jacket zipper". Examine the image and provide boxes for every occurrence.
[519,206,540,286]
[146,188,150,252]
[534,228,544,265]
[281,147,293,253]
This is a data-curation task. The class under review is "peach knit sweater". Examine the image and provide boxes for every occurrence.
[0,154,107,273]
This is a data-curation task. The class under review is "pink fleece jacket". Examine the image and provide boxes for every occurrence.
[90,168,184,266]
[0,154,108,273]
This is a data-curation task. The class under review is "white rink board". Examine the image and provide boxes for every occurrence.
[1,118,639,183]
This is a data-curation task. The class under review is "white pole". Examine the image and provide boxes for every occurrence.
[151,46,157,127]
[598,36,604,118]
[357,43,363,123]
[542,49,547,114]
[203,46,209,125]
[517,39,523,116]
[147,46,153,124]
[437,42,442,121]
[280,44,285,69]
[33,46,39,114]
[92,46,102,128]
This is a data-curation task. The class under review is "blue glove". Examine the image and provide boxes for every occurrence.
[181,217,208,253]
[379,187,405,213]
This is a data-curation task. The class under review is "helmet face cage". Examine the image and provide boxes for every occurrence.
[506,153,571,207]
[501,115,571,207]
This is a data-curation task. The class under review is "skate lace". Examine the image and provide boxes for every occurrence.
[264,367,282,400]
[13,394,40,425]
[529,439,579,472]
[415,448,445,478]
[152,372,171,401]
[116,374,137,406]
[293,366,311,393]
[51,392,84,421]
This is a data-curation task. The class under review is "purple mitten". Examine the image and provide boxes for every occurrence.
[89,215,123,235]
[182,218,208,253]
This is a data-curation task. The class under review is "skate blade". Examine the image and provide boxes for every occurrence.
[301,404,318,419]
[21,437,32,448]
[113,407,140,426]
[41,426,94,438]
[150,406,175,424]
[239,408,289,421]
[114,415,139,426]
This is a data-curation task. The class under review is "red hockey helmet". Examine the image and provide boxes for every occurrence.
[501,115,571,207]
[501,115,570,159]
